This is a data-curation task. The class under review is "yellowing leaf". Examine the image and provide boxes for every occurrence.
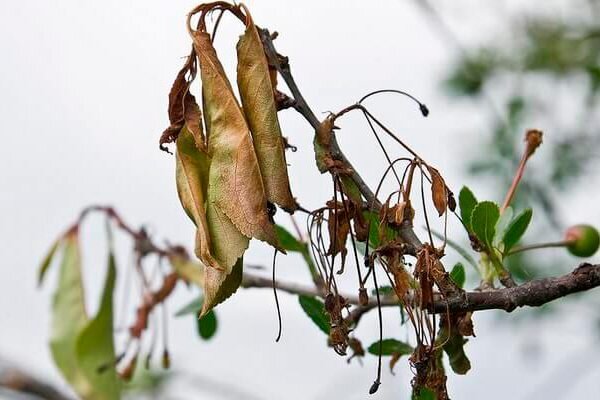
[192,30,281,250]
[49,231,92,396]
[237,12,297,212]
[201,257,244,317]
[176,127,221,270]
[75,250,120,400]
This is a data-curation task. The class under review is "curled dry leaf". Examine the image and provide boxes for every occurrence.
[160,55,206,152]
[314,116,335,173]
[237,12,297,212]
[201,257,244,316]
[192,30,281,250]
[427,166,448,217]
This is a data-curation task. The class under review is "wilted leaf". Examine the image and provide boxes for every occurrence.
[201,257,243,317]
[440,327,471,375]
[470,201,500,249]
[192,30,280,250]
[168,253,205,289]
[175,295,203,317]
[75,250,120,400]
[427,166,447,216]
[298,295,330,334]
[237,13,297,212]
[196,310,218,340]
[367,339,413,356]
[458,186,478,231]
[449,263,466,288]
[38,237,62,286]
[503,208,533,253]
[176,127,221,271]
[49,231,92,396]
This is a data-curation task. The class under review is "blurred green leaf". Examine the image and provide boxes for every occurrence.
[450,263,466,288]
[169,255,204,289]
[367,339,413,356]
[445,50,497,95]
[413,388,436,400]
[75,250,120,400]
[175,295,203,317]
[430,230,478,270]
[49,231,91,396]
[494,207,514,247]
[38,238,61,286]
[298,295,330,334]
[196,310,218,340]
[439,325,471,375]
[471,201,500,248]
[503,208,533,253]
[458,186,478,231]
[275,225,305,253]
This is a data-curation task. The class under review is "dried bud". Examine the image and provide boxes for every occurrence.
[369,380,381,394]
[524,129,543,157]
[565,224,599,257]
[119,356,137,382]
[358,287,369,306]
[162,349,171,369]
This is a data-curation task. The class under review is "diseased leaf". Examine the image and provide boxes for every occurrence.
[201,257,243,317]
[175,295,203,317]
[38,237,62,286]
[192,30,280,250]
[49,231,92,396]
[176,127,221,271]
[237,13,297,212]
[168,253,204,289]
[196,310,218,340]
[75,250,120,400]
[470,201,500,249]
[367,339,413,356]
[450,263,466,288]
[503,208,533,253]
[298,295,330,334]
[459,186,478,231]
[427,166,447,216]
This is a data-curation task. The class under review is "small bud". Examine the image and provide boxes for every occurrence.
[358,287,369,306]
[419,103,429,117]
[565,224,600,257]
[369,380,381,394]
[524,129,543,157]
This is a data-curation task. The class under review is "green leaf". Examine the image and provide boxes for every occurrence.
[38,238,62,286]
[75,250,120,400]
[503,208,533,253]
[470,201,500,249]
[175,295,203,317]
[168,254,204,289]
[458,186,478,231]
[494,207,514,247]
[298,295,330,334]
[196,310,218,340]
[275,225,305,253]
[441,331,471,375]
[367,339,413,356]
[450,263,466,288]
[201,256,244,317]
[49,231,91,396]
[413,387,437,400]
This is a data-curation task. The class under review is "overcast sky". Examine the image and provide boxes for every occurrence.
[1,1,599,399]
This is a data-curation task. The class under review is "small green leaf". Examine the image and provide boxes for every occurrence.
[372,286,394,296]
[38,238,62,286]
[196,310,218,340]
[413,387,437,400]
[49,231,91,395]
[470,201,500,249]
[503,208,533,253]
[75,250,120,400]
[450,263,466,288]
[169,255,204,289]
[494,207,514,247]
[298,295,330,334]
[175,295,203,317]
[275,225,305,253]
[367,339,413,356]
[458,186,478,231]
[430,229,478,270]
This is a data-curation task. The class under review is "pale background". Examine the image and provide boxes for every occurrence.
[1,1,599,399]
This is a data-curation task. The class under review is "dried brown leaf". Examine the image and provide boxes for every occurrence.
[427,166,447,217]
[192,30,281,250]
[237,13,297,211]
